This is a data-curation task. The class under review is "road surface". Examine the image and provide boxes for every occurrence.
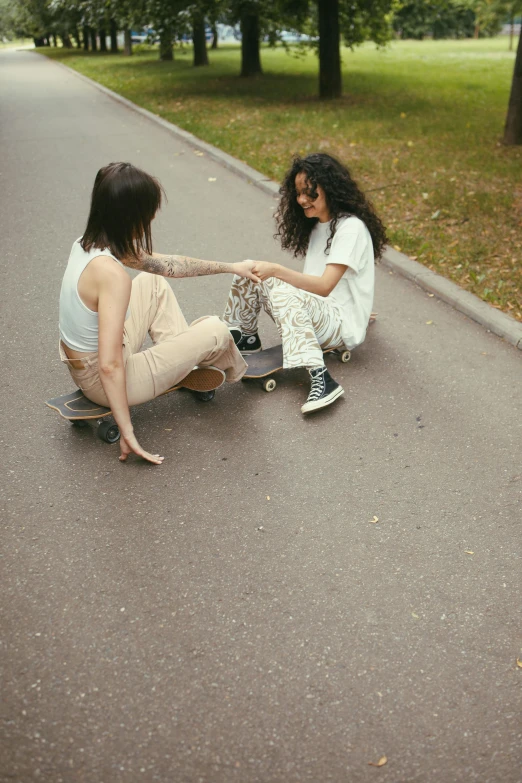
[1,49,520,783]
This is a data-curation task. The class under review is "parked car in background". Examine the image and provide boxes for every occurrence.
[131,29,158,44]
[279,30,315,43]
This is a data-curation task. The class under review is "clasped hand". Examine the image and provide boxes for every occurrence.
[243,260,278,282]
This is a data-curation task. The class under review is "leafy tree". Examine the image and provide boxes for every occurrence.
[0,0,22,39]
[504,25,522,143]
[505,1,522,49]
[224,1,309,77]
[469,0,505,36]
[312,0,394,98]
[393,0,475,39]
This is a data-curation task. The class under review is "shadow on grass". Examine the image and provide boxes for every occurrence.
[40,47,475,118]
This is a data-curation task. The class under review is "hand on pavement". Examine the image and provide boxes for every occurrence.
[119,432,164,465]
[233,260,261,283]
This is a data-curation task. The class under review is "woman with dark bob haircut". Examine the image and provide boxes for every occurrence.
[59,162,259,464]
[223,153,386,414]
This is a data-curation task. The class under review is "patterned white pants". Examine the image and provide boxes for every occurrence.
[223,275,345,369]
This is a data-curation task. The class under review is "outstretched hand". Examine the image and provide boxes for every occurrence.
[233,260,261,283]
[119,432,164,465]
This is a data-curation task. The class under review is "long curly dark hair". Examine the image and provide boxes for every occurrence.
[275,153,387,260]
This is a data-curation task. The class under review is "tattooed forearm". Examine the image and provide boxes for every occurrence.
[126,253,234,278]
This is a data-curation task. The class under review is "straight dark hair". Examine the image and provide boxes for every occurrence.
[81,162,164,261]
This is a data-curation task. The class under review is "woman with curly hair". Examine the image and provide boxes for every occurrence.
[223,153,387,414]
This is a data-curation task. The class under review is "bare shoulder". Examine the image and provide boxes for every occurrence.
[91,255,131,287]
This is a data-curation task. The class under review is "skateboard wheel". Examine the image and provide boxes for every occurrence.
[71,419,89,428]
[97,421,121,444]
[192,389,216,402]
[339,350,351,363]
[263,378,277,393]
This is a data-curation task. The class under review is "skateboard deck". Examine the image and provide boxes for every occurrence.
[45,384,183,422]
[45,380,215,444]
[45,385,184,444]
[243,345,351,392]
[242,315,376,386]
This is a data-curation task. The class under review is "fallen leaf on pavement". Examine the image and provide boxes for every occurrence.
[370,516,379,523]
[368,756,387,767]
[465,550,474,555]
[411,611,419,619]
[516,658,522,668]
[193,150,204,156]
[266,496,270,500]
[208,177,217,182]
[426,320,433,325]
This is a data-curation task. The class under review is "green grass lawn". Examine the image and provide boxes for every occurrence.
[41,39,522,321]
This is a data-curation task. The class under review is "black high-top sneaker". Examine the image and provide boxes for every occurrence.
[229,328,262,354]
[301,366,344,414]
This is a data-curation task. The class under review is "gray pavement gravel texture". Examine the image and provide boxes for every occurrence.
[1,50,521,783]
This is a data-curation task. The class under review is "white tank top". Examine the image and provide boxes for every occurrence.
[59,238,128,352]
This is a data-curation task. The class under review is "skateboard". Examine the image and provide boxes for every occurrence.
[243,345,352,393]
[45,385,215,444]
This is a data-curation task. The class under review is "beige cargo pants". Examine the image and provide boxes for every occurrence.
[60,272,247,406]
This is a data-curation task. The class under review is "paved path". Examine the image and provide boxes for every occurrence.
[1,50,520,783]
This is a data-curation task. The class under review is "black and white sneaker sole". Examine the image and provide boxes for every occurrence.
[301,386,345,414]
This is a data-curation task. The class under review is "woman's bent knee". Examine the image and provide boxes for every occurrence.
[190,316,230,348]
[210,316,231,349]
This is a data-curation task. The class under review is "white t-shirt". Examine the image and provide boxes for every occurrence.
[303,216,375,350]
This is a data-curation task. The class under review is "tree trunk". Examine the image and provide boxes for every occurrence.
[509,15,514,51]
[159,28,174,61]
[83,26,89,51]
[90,28,98,52]
[72,28,81,48]
[33,36,46,47]
[99,26,107,52]
[110,19,118,53]
[240,11,262,77]
[503,29,522,145]
[52,33,58,47]
[123,29,133,56]
[211,23,218,49]
[193,18,209,66]
[61,33,72,48]
[318,0,341,99]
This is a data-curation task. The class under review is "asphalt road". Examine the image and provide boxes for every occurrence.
[1,49,521,783]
